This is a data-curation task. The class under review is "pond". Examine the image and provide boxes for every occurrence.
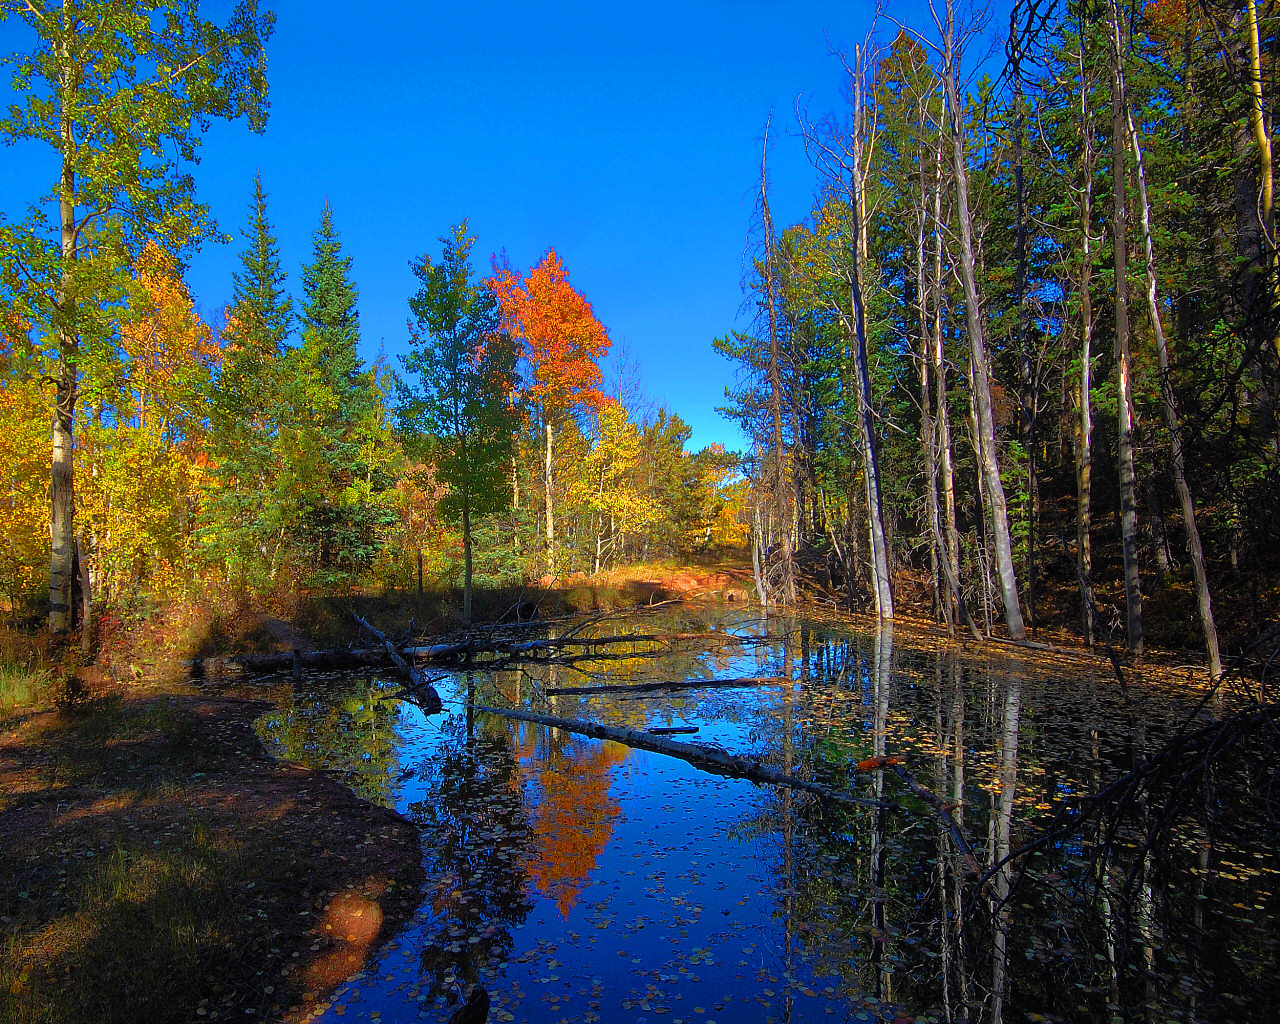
[253,607,1279,1024]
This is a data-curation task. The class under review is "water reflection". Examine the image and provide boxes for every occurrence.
[406,717,534,1010]
[261,610,1278,1024]
[521,733,626,918]
[255,672,402,806]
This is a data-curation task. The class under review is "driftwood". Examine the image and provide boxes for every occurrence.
[469,703,886,809]
[544,676,786,697]
[648,725,699,735]
[185,629,767,677]
[353,613,442,714]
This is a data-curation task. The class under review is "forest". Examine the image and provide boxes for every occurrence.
[2,1,1280,1023]
[720,0,1279,677]
[1,0,1276,679]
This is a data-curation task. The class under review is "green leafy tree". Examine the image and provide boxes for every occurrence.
[400,223,518,621]
[280,202,394,581]
[0,0,273,631]
[205,172,291,582]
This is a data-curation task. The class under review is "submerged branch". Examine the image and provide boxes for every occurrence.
[469,703,887,809]
[544,675,787,697]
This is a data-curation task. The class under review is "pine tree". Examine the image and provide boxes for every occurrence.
[205,174,292,583]
[283,202,392,579]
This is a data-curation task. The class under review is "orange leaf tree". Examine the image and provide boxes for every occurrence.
[489,249,609,575]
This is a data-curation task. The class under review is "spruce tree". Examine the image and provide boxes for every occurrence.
[231,171,292,353]
[205,173,292,582]
[284,202,391,578]
[298,202,369,432]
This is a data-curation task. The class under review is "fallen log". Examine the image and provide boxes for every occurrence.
[648,725,699,735]
[353,613,442,714]
[544,676,787,697]
[469,703,886,809]
[184,629,773,677]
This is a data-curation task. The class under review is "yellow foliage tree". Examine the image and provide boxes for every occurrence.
[0,319,51,613]
[77,244,219,603]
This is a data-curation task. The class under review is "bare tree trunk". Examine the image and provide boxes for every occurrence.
[1123,85,1223,677]
[760,127,797,604]
[544,419,555,577]
[751,500,769,606]
[1247,0,1278,362]
[942,0,1025,639]
[848,57,893,619]
[1107,0,1144,656]
[1011,41,1036,631]
[932,134,962,609]
[50,49,78,634]
[1077,36,1097,645]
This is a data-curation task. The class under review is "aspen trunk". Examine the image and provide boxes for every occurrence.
[1124,90,1223,677]
[1108,0,1144,656]
[1077,36,1096,645]
[942,0,1025,639]
[760,132,797,604]
[50,71,77,634]
[543,419,555,576]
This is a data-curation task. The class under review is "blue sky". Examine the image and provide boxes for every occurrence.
[5,0,970,450]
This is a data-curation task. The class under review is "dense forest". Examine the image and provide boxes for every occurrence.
[722,0,1280,674]
[0,0,745,635]
[3,0,1279,680]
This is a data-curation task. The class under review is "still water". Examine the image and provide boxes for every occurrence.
[254,608,1278,1024]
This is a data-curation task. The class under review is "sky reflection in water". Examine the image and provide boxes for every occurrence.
[255,609,1276,1024]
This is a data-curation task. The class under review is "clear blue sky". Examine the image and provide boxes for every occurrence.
[6,0,997,451]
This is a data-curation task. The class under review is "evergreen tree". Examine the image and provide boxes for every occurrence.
[205,174,292,583]
[282,202,393,580]
[231,171,292,352]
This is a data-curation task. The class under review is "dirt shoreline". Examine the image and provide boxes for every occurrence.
[0,687,424,1024]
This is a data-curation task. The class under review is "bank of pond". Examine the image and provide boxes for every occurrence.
[246,607,1278,1024]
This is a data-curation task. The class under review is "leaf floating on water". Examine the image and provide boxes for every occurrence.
[854,756,904,771]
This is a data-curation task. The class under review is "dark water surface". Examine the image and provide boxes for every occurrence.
[254,608,1278,1024]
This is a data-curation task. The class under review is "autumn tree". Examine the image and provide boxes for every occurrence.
[400,223,518,622]
[490,249,610,576]
[0,0,272,631]
[79,243,218,603]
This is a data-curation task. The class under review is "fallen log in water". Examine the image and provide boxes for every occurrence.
[469,703,886,809]
[544,676,786,697]
[353,613,443,715]
[185,629,766,677]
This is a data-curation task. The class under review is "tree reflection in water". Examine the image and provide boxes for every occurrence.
[405,714,534,1011]
[263,612,1280,1024]
[520,729,626,917]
